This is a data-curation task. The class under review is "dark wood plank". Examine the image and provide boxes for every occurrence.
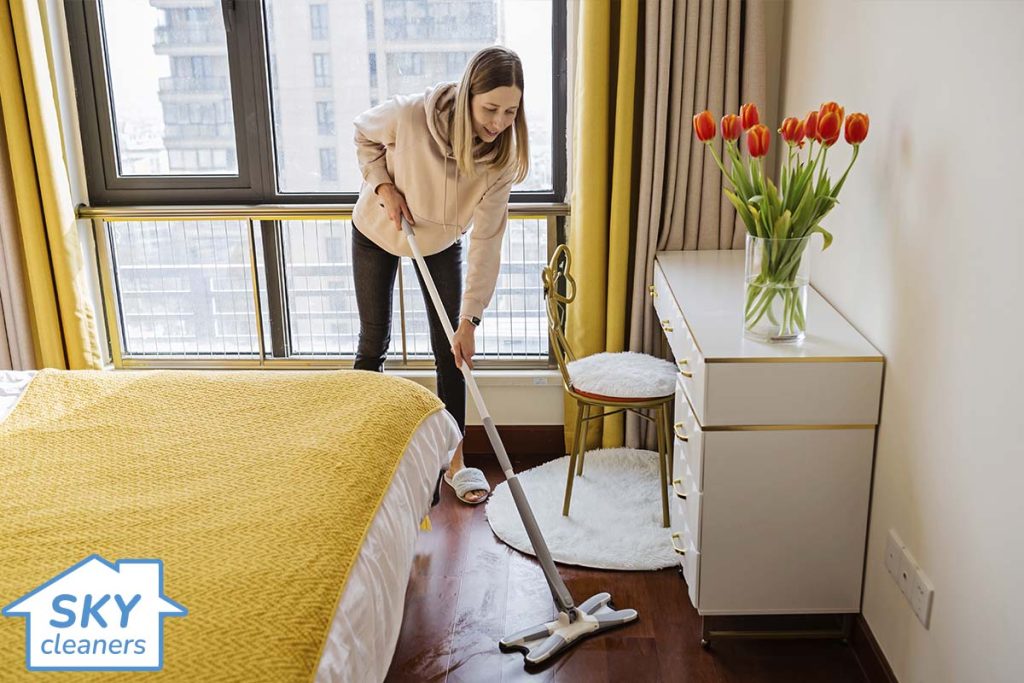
[464,425,565,459]
[385,457,868,683]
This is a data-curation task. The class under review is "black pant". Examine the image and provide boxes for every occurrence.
[351,223,466,433]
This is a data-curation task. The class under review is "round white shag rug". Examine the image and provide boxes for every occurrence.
[485,448,678,571]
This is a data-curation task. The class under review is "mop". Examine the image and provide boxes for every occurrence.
[401,218,638,667]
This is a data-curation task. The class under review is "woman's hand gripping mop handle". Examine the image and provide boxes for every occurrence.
[401,218,637,667]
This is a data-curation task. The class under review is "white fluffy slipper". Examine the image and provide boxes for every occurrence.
[444,466,491,505]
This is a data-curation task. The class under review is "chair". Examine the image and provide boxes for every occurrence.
[542,245,678,528]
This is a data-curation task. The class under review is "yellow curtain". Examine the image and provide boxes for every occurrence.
[565,0,639,450]
[0,0,101,369]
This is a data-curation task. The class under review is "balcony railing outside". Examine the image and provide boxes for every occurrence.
[80,205,565,369]
[158,76,229,93]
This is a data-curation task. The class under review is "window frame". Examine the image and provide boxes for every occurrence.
[65,0,567,206]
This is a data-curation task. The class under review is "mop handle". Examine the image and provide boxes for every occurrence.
[398,220,487,415]
[400,218,576,615]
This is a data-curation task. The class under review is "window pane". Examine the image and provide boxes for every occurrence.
[100,0,239,176]
[108,220,269,356]
[264,0,553,194]
[281,218,548,358]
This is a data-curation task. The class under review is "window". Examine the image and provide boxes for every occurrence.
[93,0,238,178]
[319,148,337,181]
[310,4,329,40]
[368,51,378,89]
[69,0,565,201]
[66,1,566,365]
[316,101,335,135]
[312,53,332,88]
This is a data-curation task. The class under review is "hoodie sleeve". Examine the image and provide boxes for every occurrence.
[461,165,517,321]
[353,97,403,193]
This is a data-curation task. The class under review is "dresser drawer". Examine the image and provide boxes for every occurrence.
[696,427,873,613]
[670,526,701,609]
[654,264,708,420]
[704,361,884,426]
[674,377,705,490]
[672,462,703,549]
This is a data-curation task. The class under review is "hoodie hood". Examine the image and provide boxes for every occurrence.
[424,82,457,156]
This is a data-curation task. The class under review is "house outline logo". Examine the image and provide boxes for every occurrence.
[2,554,187,672]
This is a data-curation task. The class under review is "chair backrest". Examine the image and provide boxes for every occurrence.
[542,244,577,391]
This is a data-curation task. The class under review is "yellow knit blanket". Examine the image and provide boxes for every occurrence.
[0,369,443,681]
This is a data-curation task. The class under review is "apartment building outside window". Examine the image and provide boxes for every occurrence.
[316,101,335,136]
[310,4,329,40]
[319,148,338,182]
[313,53,332,88]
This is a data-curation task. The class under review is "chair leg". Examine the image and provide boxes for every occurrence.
[656,404,670,528]
[563,400,586,517]
[665,401,674,483]
[575,404,591,477]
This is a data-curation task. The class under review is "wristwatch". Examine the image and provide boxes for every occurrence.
[461,316,481,327]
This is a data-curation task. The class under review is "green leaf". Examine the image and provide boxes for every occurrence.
[810,224,834,250]
[724,188,757,234]
[774,209,792,240]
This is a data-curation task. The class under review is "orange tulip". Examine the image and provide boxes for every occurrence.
[721,114,742,141]
[804,110,819,142]
[844,113,869,145]
[747,124,770,158]
[693,110,716,142]
[817,111,842,147]
[740,103,760,130]
[818,101,845,126]
[778,117,805,147]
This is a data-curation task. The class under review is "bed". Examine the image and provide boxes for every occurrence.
[0,369,461,682]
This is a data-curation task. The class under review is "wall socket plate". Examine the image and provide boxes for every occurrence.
[897,550,916,598]
[884,529,934,629]
[910,567,934,627]
[884,529,903,579]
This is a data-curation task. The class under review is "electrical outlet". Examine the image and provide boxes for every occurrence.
[897,550,916,599]
[910,568,934,628]
[885,529,903,579]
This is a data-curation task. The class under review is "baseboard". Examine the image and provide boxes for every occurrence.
[851,614,898,683]
[463,425,564,467]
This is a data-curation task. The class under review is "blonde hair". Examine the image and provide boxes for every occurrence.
[451,46,530,184]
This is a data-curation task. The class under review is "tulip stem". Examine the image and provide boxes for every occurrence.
[831,145,860,198]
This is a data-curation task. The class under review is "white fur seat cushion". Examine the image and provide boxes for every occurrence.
[566,352,677,400]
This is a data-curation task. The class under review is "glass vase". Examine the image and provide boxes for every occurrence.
[743,234,812,343]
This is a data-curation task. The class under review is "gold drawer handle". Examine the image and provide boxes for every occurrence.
[673,422,689,442]
[672,478,687,499]
[670,532,687,556]
[677,359,693,378]
[648,284,657,298]
[660,319,673,332]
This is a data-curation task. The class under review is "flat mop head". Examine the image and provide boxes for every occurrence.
[499,592,638,667]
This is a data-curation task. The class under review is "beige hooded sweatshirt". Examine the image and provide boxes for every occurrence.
[352,82,516,321]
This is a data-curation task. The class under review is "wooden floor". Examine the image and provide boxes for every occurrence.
[385,455,868,683]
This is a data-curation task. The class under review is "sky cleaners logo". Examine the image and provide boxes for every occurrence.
[2,555,187,671]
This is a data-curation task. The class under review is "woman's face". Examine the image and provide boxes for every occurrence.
[470,86,522,143]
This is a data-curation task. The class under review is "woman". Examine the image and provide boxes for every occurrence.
[351,46,529,504]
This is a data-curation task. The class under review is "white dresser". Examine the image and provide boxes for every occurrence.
[652,250,883,622]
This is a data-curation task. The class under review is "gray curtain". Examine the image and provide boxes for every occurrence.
[0,102,37,371]
[626,0,774,447]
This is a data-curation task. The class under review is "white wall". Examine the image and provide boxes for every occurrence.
[781,2,1024,681]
